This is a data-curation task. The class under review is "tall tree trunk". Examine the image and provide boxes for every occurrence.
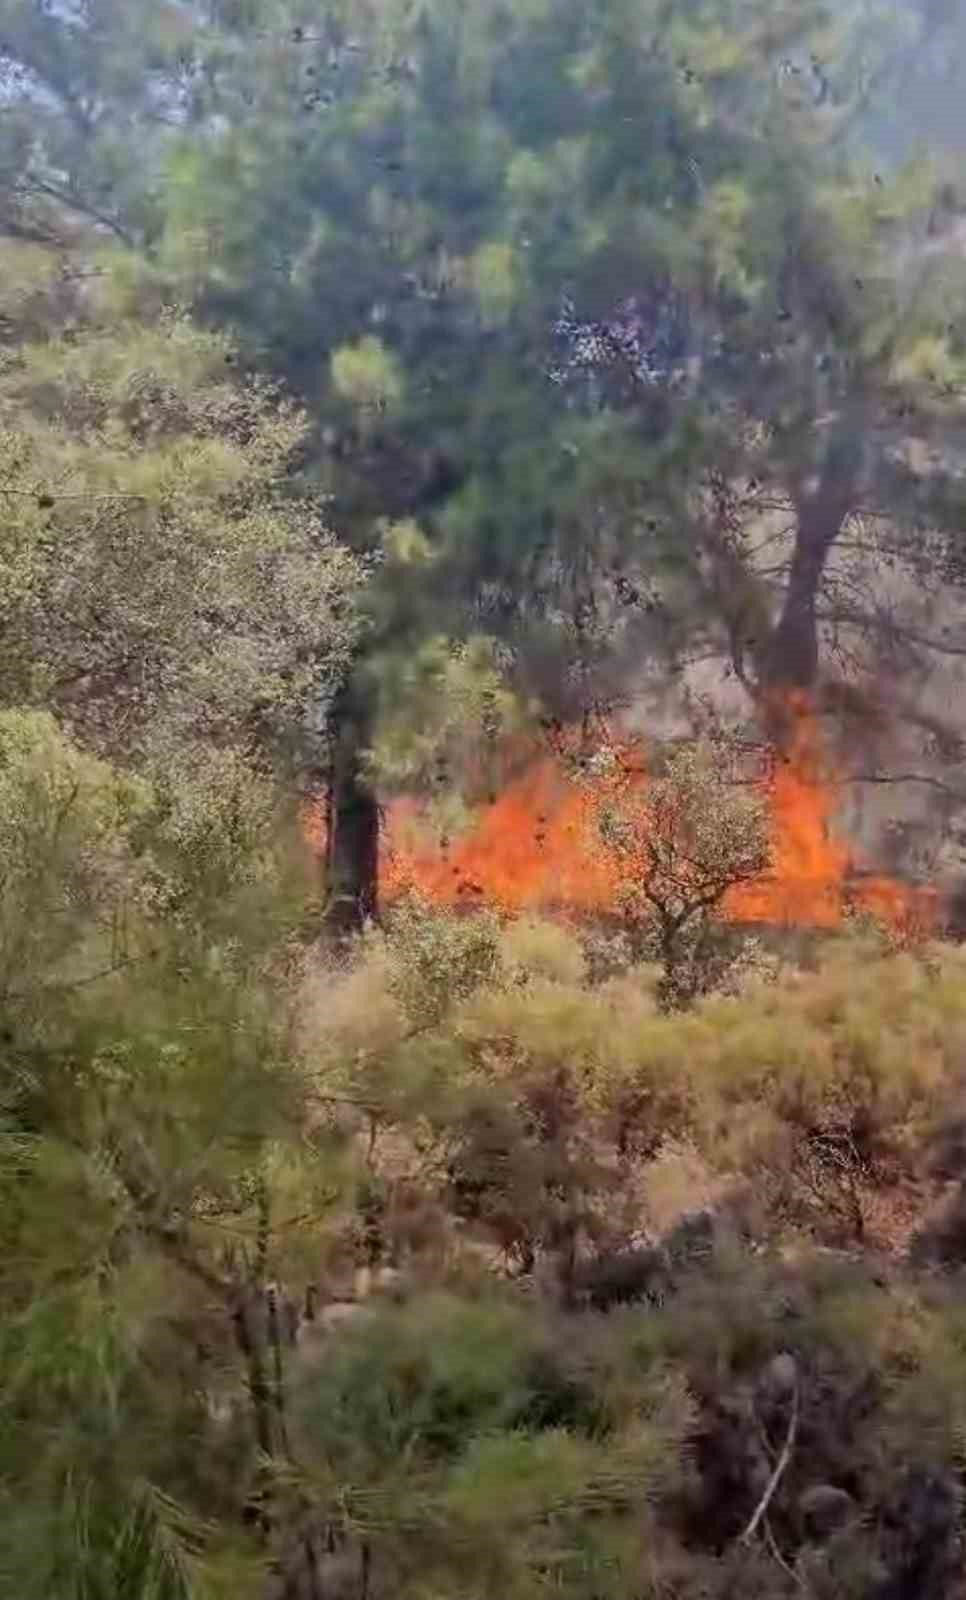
[324,672,379,935]
[757,422,865,741]
[760,517,835,692]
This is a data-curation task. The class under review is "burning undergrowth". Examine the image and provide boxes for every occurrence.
[307,694,939,937]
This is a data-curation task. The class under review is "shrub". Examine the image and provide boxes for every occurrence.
[591,738,770,1008]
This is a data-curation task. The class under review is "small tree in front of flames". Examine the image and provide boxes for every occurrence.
[592,739,771,1009]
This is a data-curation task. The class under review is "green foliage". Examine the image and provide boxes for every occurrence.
[595,738,770,1006]
[0,708,149,1002]
[0,706,314,1021]
[295,1292,542,1468]
[4,6,966,1598]
[366,633,525,797]
[129,0,891,742]
[0,939,295,1593]
[0,242,364,781]
[331,336,405,421]
[376,897,505,1031]
[0,714,337,1598]
[2,0,966,805]
[290,1287,692,1600]
[7,727,966,1600]
[470,241,520,328]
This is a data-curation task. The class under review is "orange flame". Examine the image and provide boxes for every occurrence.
[380,757,620,911]
[303,698,937,935]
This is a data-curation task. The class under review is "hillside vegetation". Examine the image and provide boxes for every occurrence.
[7,760,966,1598]
[3,0,966,1594]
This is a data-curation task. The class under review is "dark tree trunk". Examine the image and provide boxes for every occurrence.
[324,673,379,936]
[760,519,833,692]
[757,423,865,744]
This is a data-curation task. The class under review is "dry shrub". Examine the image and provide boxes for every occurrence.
[642,1138,729,1239]
[297,944,404,1078]
[295,909,966,1277]
[285,912,966,1598]
[670,941,965,1244]
[458,971,692,1151]
[499,914,588,987]
[640,1245,966,1594]
[684,940,964,1183]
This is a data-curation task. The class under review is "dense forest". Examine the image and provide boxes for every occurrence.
[5,0,966,1595]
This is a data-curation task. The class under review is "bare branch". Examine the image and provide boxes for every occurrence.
[847,772,966,805]
[15,177,136,249]
[0,489,148,503]
[740,1378,799,1545]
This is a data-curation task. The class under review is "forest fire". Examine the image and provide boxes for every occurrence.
[307,699,938,935]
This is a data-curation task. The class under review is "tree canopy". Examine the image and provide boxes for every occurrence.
[4,0,966,913]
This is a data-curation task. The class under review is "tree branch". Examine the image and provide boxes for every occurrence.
[740,1378,799,1545]
[16,177,136,249]
[815,601,966,661]
[0,489,148,502]
[847,772,966,805]
[4,948,158,1002]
